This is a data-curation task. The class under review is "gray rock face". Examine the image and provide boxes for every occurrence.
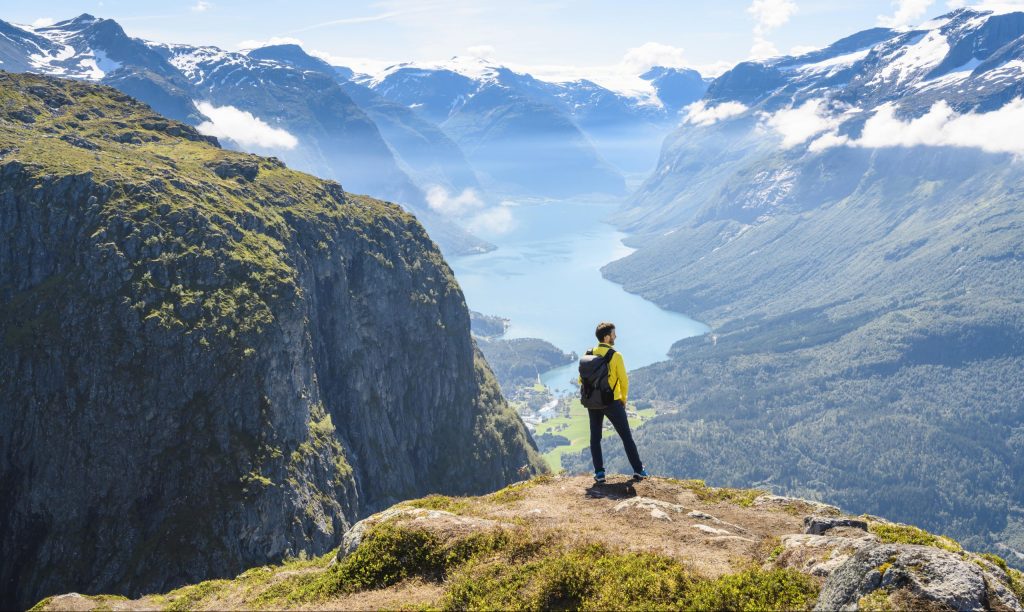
[804,515,869,535]
[777,533,879,578]
[0,73,544,610]
[815,543,1022,611]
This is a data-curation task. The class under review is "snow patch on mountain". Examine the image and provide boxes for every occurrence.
[875,30,951,85]
[166,45,244,84]
[793,48,871,74]
[368,56,501,87]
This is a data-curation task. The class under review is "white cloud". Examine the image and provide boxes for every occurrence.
[191,0,212,12]
[877,0,935,27]
[308,51,399,75]
[750,37,781,59]
[808,99,1024,155]
[683,100,749,126]
[467,205,516,235]
[763,99,843,148]
[620,42,689,73]
[748,0,798,59]
[950,0,1024,12]
[30,17,55,28]
[426,185,515,235]
[808,131,851,152]
[466,45,496,59]
[862,100,1024,153]
[502,42,694,104]
[749,0,799,34]
[426,185,484,216]
[789,44,820,56]
[194,101,298,149]
[236,36,304,51]
[286,11,404,34]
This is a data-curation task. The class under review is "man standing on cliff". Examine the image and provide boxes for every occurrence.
[580,321,648,483]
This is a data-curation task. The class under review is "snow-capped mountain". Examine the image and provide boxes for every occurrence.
[362,56,706,177]
[0,13,704,205]
[628,6,1024,231]
[249,44,481,195]
[0,14,497,254]
[708,7,1024,114]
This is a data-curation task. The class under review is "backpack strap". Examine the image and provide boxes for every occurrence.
[603,348,620,395]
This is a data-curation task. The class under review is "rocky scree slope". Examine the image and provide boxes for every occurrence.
[0,72,545,610]
[32,475,1024,611]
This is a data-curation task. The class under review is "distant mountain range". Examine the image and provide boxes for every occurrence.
[565,6,1024,566]
[0,13,709,252]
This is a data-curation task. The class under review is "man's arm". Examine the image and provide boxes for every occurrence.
[614,353,629,405]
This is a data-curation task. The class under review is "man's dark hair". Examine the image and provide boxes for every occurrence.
[595,322,615,342]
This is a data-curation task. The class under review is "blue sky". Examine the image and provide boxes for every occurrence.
[4,1,1012,77]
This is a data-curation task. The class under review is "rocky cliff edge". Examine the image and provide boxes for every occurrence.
[32,474,1024,611]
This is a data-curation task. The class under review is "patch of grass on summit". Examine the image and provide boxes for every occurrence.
[488,474,554,504]
[668,478,767,508]
[868,522,962,553]
[402,494,470,514]
[442,542,819,611]
[253,523,534,607]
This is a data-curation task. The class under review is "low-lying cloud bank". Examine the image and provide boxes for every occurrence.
[757,98,1024,156]
[683,100,750,126]
[194,101,299,150]
[426,185,516,235]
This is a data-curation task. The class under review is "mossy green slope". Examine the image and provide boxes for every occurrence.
[0,72,544,610]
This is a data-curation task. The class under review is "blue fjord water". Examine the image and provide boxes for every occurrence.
[448,198,709,394]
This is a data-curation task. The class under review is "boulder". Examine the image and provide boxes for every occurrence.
[338,507,511,561]
[815,543,1023,612]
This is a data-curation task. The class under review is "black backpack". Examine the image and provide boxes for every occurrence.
[578,348,617,409]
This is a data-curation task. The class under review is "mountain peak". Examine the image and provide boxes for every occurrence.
[41,13,102,31]
[246,43,334,74]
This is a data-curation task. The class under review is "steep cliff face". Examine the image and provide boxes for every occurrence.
[0,72,544,610]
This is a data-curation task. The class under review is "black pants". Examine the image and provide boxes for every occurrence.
[588,400,644,473]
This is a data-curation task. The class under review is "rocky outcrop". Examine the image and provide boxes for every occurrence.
[0,72,544,610]
[814,544,1023,611]
[32,475,1024,611]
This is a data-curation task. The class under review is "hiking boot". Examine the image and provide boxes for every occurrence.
[594,469,606,483]
[633,469,649,481]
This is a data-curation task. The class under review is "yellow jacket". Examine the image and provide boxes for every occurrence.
[590,343,628,405]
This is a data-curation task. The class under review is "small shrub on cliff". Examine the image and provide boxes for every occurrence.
[442,543,818,611]
[254,523,530,606]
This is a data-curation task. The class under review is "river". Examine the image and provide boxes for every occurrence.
[448,198,710,394]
